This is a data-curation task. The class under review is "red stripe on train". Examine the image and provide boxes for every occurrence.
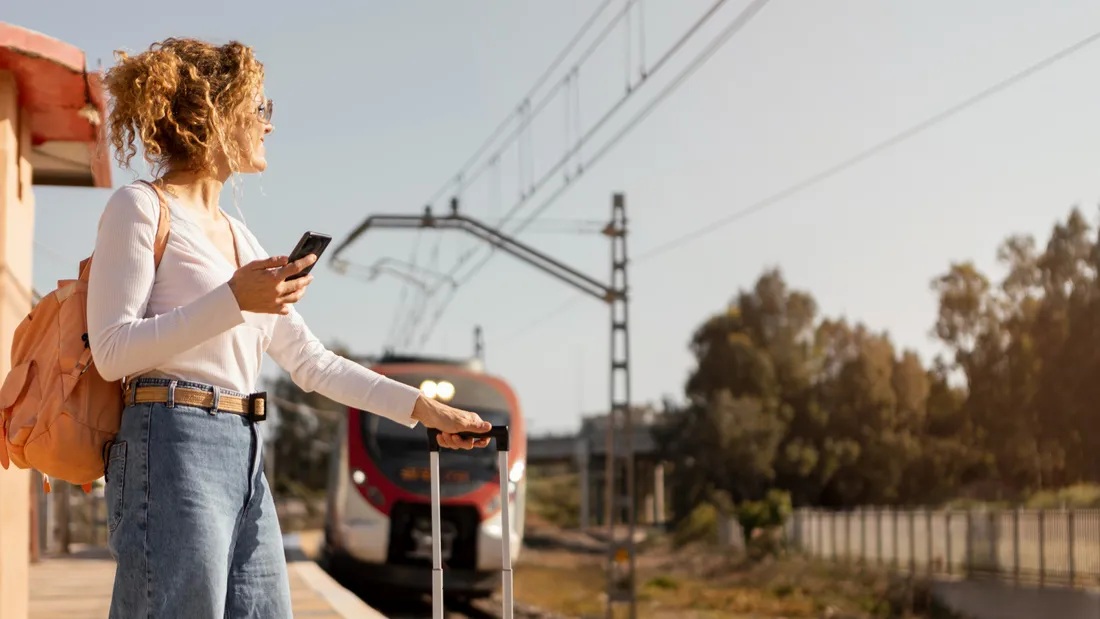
[345,363,526,520]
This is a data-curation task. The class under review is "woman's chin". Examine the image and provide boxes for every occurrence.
[241,156,268,174]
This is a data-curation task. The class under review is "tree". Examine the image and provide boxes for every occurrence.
[927,206,1100,496]
[661,200,1100,517]
[269,341,351,499]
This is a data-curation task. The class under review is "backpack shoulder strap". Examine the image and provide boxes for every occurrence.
[76,181,171,281]
[136,180,171,269]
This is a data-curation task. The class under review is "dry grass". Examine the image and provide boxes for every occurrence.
[513,525,957,619]
[515,562,609,617]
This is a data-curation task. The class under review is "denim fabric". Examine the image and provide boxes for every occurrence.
[105,378,291,618]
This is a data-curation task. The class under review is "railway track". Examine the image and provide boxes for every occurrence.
[291,534,499,618]
[302,525,609,618]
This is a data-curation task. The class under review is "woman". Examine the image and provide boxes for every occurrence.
[87,37,491,618]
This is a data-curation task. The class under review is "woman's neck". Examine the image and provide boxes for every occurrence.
[158,167,230,218]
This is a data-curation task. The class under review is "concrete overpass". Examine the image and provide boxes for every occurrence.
[527,408,666,529]
[528,424,659,464]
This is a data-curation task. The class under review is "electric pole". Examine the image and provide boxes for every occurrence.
[474,325,485,365]
[331,194,637,618]
[605,194,635,619]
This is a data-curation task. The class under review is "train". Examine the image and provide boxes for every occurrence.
[321,353,528,599]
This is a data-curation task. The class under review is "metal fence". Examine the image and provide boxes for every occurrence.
[786,507,1100,589]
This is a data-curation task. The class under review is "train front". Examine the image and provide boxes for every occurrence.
[325,361,527,597]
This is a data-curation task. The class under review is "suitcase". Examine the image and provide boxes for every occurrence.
[427,426,514,619]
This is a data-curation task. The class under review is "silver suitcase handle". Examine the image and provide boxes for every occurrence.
[426,426,513,619]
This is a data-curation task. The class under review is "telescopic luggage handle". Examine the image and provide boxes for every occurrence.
[426,426,511,452]
[425,425,514,619]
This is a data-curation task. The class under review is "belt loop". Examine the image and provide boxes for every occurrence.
[167,380,177,408]
[210,386,221,415]
[127,379,137,406]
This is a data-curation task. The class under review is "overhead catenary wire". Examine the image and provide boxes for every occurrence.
[398,265,440,350]
[384,229,423,349]
[401,0,770,346]
[415,285,461,351]
[440,0,756,290]
[625,0,632,91]
[633,24,1100,264]
[341,0,626,349]
[499,296,583,342]
[34,240,77,266]
[493,24,1100,347]
[330,1,735,352]
[441,0,638,205]
[419,0,617,211]
[513,0,771,236]
[487,0,742,233]
[448,0,773,289]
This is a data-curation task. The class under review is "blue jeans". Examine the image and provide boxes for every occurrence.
[105,378,292,618]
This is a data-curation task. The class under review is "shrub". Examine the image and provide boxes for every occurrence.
[736,489,792,544]
[673,502,719,547]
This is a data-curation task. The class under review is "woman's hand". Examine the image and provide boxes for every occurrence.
[228,254,317,315]
[411,394,492,449]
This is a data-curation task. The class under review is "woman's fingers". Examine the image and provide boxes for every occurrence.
[228,256,316,315]
[276,253,317,279]
[440,433,469,449]
[437,433,491,450]
[275,276,313,304]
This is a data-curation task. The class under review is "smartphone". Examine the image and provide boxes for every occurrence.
[285,231,332,281]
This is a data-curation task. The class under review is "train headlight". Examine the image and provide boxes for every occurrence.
[419,379,455,402]
[351,469,366,486]
[436,381,455,401]
[419,380,438,398]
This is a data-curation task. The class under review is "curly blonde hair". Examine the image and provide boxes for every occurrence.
[102,37,265,177]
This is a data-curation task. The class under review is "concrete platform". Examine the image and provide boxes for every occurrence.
[28,536,385,619]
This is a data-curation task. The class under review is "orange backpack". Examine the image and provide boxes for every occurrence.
[0,180,170,492]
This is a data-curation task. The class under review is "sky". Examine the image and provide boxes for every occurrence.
[9,1,1100,434]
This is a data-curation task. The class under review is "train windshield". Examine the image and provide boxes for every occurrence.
[366,407,511,460]
[357,368,515,491]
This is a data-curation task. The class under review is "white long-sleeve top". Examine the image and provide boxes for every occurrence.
[86,182,419,427]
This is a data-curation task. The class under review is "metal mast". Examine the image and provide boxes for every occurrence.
[330,194,637,617]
